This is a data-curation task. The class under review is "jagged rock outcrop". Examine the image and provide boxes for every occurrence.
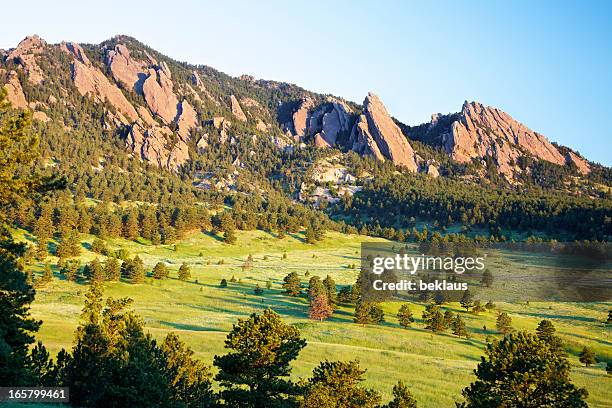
[127,123,188,169]
[3,71,28,109]
[106,44,148,91]
[62,42,138,123]
[32,111,50,122]
[290,97,315,138]
[191,70,218,104]
[285,96,352,147]
[142,65,179,124]
[449,102,565,172]
[565,151,590,174]
[422,101,576,178]
[350,93,418,171]
[7,35,45,84]
[176,100,197,139]
[311,100,352,148]
[229,95,247,122]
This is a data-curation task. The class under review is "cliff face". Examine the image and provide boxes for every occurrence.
[418,101,590,178]
[349,93,418,171]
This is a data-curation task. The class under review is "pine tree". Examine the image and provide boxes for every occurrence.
[41,263,53,284]
[481,269,493,288]
[443,310,455,329]
[309,294,333,321]
[397,304,415,328]
[178,263,191,281]
[422,303,446,333]
[323,275,337,306]
[452,315,468,338]
[62,260,81,282]
[0,90,48,385]
[579,346,596,367]
[152,262,168,279]
[305,226,317,244]
[354,300,384,325]
[302,360,381,408]
[460,290,474,311]
[535,319,565,354]
[56,228,81,259]
[90,238,107,254]
[385,380,418,408]
[123,208,139,240]
[34,204,54,259]
[84,258,104,283]
[104,257,121,281]
[496,312,513,335]
[220,278,228,287]
[126,256,145,283]
[282,272,301,296]
[224,227,237,244]
[308,276,326,301]
[459,332,588,407]
[214,309,306,407]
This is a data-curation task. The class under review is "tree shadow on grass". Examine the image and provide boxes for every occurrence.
[157,321,224,332]
[202,231,225,243]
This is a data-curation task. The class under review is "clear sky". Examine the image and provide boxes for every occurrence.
[2,0,610,165]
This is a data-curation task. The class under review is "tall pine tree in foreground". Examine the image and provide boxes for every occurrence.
[214,309,306,407]
[0,90,58,385]
[458,332,588,407]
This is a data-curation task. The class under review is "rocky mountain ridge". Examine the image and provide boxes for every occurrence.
[0,34,597,183]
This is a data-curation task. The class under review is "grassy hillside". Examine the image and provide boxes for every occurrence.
[19,230,611,407]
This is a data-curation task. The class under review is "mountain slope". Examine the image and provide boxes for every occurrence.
[0,34,604,186]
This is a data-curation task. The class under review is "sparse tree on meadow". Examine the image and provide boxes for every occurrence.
[323,275,337,306]
[452,315,468,338]
[309,294,333,321]
[422,303,445,333]
[152,262,169,279]
[481,270,493,288]
[397,304,414,328]
[460,290,473,312]
[496,312,513,335]
[178,263,191,281]
[579,346,596,367]
[282,271,301,296]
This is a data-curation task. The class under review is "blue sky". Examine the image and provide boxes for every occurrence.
[2,0,610,165]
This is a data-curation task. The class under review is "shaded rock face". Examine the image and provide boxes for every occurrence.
[286,97,352,147]
[62,42,139,123]
[350,93,418,171]
[229,95,247,122]
[3,71,28,109]
[7,35,46,84]
[310,100,352,148]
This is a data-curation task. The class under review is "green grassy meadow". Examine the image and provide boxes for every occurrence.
[19,229,612,407]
